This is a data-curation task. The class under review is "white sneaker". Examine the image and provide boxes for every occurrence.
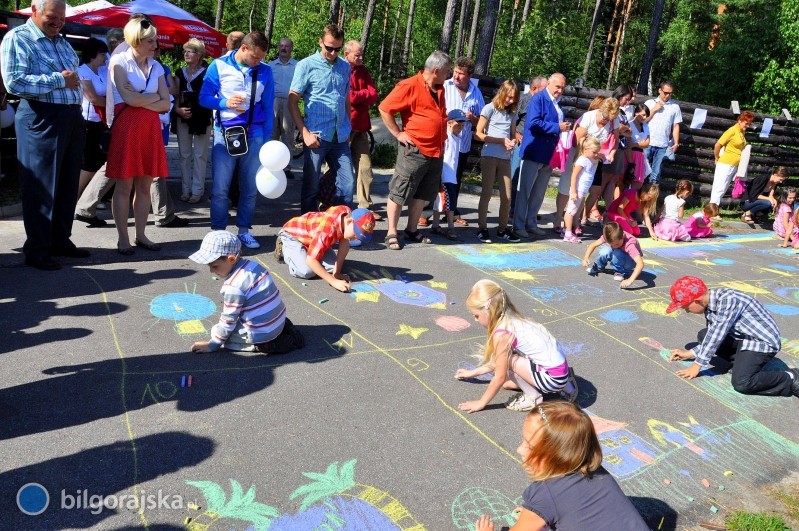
[238,232,261,249]
[613,272,625,282]
[505,392,541,412]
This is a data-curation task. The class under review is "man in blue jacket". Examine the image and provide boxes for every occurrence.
[513,73,571,238]
[200,31,274,249]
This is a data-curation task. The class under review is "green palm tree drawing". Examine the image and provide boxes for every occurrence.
[185,479,278,531]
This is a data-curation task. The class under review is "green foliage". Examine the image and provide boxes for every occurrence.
[371,142,398,168]
[752,0,799,114]
[725,510,790,531]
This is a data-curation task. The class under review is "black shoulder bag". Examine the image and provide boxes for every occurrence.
[221,69,258,157]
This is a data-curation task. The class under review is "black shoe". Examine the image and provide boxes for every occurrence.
[158,215,189,228]
[789,368,799,398]
[476,228,492,243]
[50,245,90,258]
[497,228,521,243]
[255,319,304,354]
[25,255,61,271]
[74,214,107,227]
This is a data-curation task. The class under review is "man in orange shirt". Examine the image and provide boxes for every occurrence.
[378,51,451,250]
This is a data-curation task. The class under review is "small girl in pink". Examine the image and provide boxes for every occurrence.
[685,203,718,239]
[774,188,797,247]
[654,179,693,241]
[606,182,659,238]
[455,280,578,413]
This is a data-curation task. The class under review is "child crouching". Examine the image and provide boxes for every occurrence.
[583,221,645,289]
[189,231,303,354]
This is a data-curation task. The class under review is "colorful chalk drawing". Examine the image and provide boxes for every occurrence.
[718,281,770,295]
[499,270,541,282]
[396,324,428,339]
[185,460,425,530]
[639,300,676,317]
[560,341,592,360]
[148,289,217,336]
[764,304,799,316]
[438,243,581,271]
[775,287,799,302]
[591,415,661,478]
[767,263,798,272]
[640,233,773,258]
[526,282,604,303]
[348,268,447,308]
[435,316,471,332]
[600,309,638,323]
[450,488,520,529]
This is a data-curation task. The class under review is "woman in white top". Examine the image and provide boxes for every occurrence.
[77,38,108,197]
[106,16,171,255]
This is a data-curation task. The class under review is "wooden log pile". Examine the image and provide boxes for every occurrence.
[469,76,799,208]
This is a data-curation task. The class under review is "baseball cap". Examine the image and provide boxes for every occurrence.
[666,276,707,313]
[447,109,467,122]
[351,208,376,243]
[189,231,241,264]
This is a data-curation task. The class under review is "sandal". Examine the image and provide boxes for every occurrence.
[404,228,433,244]
[454,218,469,226]
[741,214,755,225]
[384,233,402,250]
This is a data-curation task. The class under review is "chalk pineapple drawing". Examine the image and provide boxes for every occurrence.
[185,460,425,530]
[185,479,278,530]
[450,487,520,529]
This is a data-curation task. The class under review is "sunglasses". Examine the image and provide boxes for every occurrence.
[141,20,152,29]
[661,90,673,95]
[323,44,342,53]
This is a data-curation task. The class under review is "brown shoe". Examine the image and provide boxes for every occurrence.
[418,216,429,227]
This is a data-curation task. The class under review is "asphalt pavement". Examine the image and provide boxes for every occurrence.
[1,139,798,531]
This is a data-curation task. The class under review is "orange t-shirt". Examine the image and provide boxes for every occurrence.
[379,72,447,158]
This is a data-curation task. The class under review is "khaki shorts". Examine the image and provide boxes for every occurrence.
[388,143,443,206]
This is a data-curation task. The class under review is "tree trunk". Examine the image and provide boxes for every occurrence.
[467,0,481,57]
[606,0,634,88]
[249,0,257,32]
[401,0,417,74]
[581,0,604,80]
[361,0,378,51]
[638,0,665,95]
[520,0,532,29]
[329,0,341,25]
[214,0,224,29]
[378,0,392,77]
[509,0,519,34]
[455,0,470,57]
[440,0,459,54]
[388,0,405,77]
[600,0,624,79]
[476,0,500,74]
[264,0,277,48]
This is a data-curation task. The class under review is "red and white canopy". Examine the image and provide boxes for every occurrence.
[67,0,227,57]
[17,0,115,17]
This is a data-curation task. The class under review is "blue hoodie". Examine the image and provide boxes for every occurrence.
[199,49,274,138]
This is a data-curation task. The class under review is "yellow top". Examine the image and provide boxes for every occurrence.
[717,124,746,166]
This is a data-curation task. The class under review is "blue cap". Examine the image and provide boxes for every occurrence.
[447,109,467,122]
[351,208,376,243]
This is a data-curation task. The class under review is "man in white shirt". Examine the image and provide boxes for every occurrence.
[644,81,682,184]
[269,38,298,175]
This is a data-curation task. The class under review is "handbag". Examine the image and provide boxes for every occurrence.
[731,176,748,199]
[221,69,258,157]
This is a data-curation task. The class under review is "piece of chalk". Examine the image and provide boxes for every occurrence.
[718,485,724,491]
[211,275,219,280]
[709,505,718,514]
[319,298,329,304]
[701,478,710,488]
[657,516,664,530]
[450,301,456,305]
[663,478,671,485]
[687,497,694,502]
[723,470,733,477]
[302,282,307,286]
[180,375,186,388]
[187,502,201,511]
[184,517,192,525]
[187,375,193,387]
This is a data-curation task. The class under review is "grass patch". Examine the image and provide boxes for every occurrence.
[725,510,790,530]
[371,143,398,169]
[773,485,799,523]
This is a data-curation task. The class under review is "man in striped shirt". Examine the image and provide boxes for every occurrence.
[1,0,88,270]
[667,276,798,398]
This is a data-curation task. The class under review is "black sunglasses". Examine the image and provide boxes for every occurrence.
[323,44,342,53]
[141,20,152,29]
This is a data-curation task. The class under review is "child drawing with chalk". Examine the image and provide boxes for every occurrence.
[189,231,304,354]
[474,402,650,531]
[653,179,693,241]
[583,221,645,288]
[685,202,718,239]
[455,280,578,413]
[275,206,376,293]
[605,181,659,239]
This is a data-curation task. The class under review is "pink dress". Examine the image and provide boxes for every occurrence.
[685,211,713,238]
[606,189,641,236]
[773,203,793,238]
[654,195,691,241]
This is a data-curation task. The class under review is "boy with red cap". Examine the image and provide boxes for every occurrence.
[276,206,375,293]
[666,276,798,398]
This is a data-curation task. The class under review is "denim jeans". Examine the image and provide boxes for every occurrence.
[509,144,521,215]
[645,145,668,184]
[278,231,336,279]
[594,244,636,275]
[740,199,773,217]
[301,139,354,213]
[210,131,265,230]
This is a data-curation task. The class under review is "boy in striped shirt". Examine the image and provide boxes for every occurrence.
[189,231,303,354]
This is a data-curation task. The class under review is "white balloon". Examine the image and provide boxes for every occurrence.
[0,105,15,129]
[255,167,287,199]
[259,140,291,171]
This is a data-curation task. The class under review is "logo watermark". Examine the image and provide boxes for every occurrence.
[17,484,185,516]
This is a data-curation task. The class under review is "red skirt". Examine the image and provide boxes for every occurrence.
[106,103,168,179]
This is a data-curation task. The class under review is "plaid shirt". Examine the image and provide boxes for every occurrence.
[0,18,81,104]
[289,52,351,142]
[691,288,781,366]
[281,205,350,261]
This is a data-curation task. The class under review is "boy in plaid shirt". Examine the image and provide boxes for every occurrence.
[276,206,375,292]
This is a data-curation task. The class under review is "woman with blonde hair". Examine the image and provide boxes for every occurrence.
[475,402,649,530]
[474,80,521,243]
[173,38,213,203]
[106,17,171,254]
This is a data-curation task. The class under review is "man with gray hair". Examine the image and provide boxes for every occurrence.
[1,0,88,270]
[378,51,451,250]
[510,75,548,216]
[269,37,297,175]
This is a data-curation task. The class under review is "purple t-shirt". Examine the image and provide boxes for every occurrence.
[522,467,649,530]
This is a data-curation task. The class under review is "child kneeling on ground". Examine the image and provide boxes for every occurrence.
[189,231,303,354]
[276,206,375,293]
[583,221,645,289]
